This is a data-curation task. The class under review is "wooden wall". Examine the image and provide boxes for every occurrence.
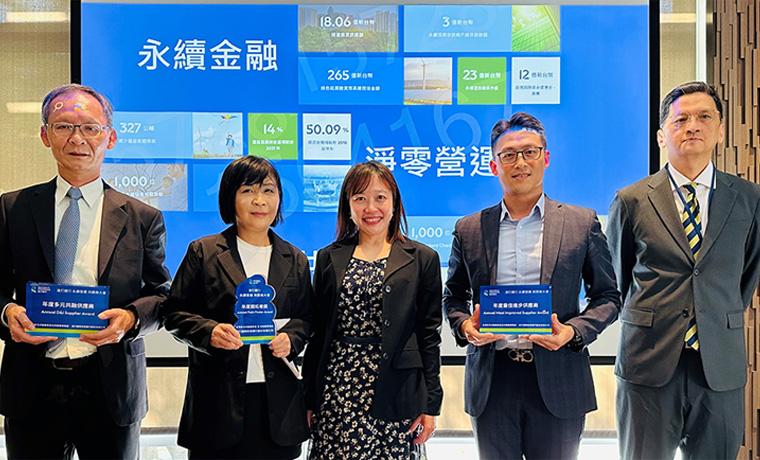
[712,1,759,458]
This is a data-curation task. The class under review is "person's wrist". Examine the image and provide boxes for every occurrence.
[1,303,14,327]
[125,306,140,336]
[566,326,584,351]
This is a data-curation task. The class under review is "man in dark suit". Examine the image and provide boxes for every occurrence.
[0,84,171,459]
[608,81,760,459]
[444,112,620,459]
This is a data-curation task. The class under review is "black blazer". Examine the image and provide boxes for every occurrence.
[0,179,171,426]
[302,237,443,421]
[162,227,312,450]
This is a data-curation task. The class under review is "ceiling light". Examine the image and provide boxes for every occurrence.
[660,13,696,23]
[5,12,69,23]
[6,102,41,114]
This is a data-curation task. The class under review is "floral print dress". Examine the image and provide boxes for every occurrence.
[309,257,423,460]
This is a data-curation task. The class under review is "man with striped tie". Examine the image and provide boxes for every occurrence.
[608,81,760,459]
[0,84,171,459]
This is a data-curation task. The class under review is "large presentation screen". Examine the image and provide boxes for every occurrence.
[79,0,650,358]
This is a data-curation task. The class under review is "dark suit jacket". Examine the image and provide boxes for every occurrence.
[608,168,760,391]
[302,237,443,421]
[162,227,312,450]
[444,197,620,419]
[0,178,170,426]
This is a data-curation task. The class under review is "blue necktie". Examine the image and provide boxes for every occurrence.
[682,183,700,350]
[55,187,83,284]
[49,187,82,352]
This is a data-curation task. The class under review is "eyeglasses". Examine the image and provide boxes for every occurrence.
[495,146,544,165]
[45,122,110,138]
[667,110,720,129]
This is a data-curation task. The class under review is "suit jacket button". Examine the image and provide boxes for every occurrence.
[384,285,392,293]
[682,309,689,318]
[266,371,275,379]
[382,352,389,360]
[694,268,700,275]
[384,319,391,327]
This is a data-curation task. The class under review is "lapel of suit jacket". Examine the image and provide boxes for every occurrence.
[30,179,57,277]
[647,168,694,262]
[541,196,563,284]
[98,184,129,280]
[481,203,501,284]
[267,231,292,298]
[216,226,248,288]
[699,171,737,261]
[384,238,415,282]
[328,239,356,294]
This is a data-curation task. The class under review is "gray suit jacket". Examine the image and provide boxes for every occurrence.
[444,197,620,419]
[0,178,171,425]
[608,167,760,391]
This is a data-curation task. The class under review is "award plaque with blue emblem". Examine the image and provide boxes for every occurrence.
[233,274,277,344]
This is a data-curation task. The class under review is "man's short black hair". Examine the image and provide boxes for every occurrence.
[659,81,723,127]
[218,155,283,226]
[490,112,547,153]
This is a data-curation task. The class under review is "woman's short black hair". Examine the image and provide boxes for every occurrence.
[218,155,283,226]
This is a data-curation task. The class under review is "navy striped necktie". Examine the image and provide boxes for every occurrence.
[682,182,700,350]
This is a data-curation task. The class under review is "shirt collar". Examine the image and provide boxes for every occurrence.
[500,194,545,222]
[667,161,714,191]
[55,176,104,209]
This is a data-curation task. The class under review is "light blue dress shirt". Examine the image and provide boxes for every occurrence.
[495,194,545,349]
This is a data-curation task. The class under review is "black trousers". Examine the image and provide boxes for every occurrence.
[4,356,140,460]
[189,383,301,460]
[472,350,585,460]
[617,348,744,460]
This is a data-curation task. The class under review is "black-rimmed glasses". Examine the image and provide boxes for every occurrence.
[495,146,544,165]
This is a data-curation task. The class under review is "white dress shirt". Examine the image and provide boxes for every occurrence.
[667,162,713,234]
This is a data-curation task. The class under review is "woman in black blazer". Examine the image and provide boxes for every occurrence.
[303,161,443,459]
[162,156,311,459]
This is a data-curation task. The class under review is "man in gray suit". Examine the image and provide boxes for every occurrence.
[608,81,760,459]
[444,112,620,459]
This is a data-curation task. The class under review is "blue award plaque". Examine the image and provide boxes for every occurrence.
[479,285,552,334]
[233,274,277,344]
[25,282,110,337]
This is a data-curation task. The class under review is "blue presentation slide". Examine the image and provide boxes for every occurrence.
[299,57,404,105]
[404,5,513,53]
[81,2,649,273]
[110,112,192,159]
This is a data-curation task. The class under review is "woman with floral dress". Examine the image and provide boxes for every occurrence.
[303,161,443,460]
